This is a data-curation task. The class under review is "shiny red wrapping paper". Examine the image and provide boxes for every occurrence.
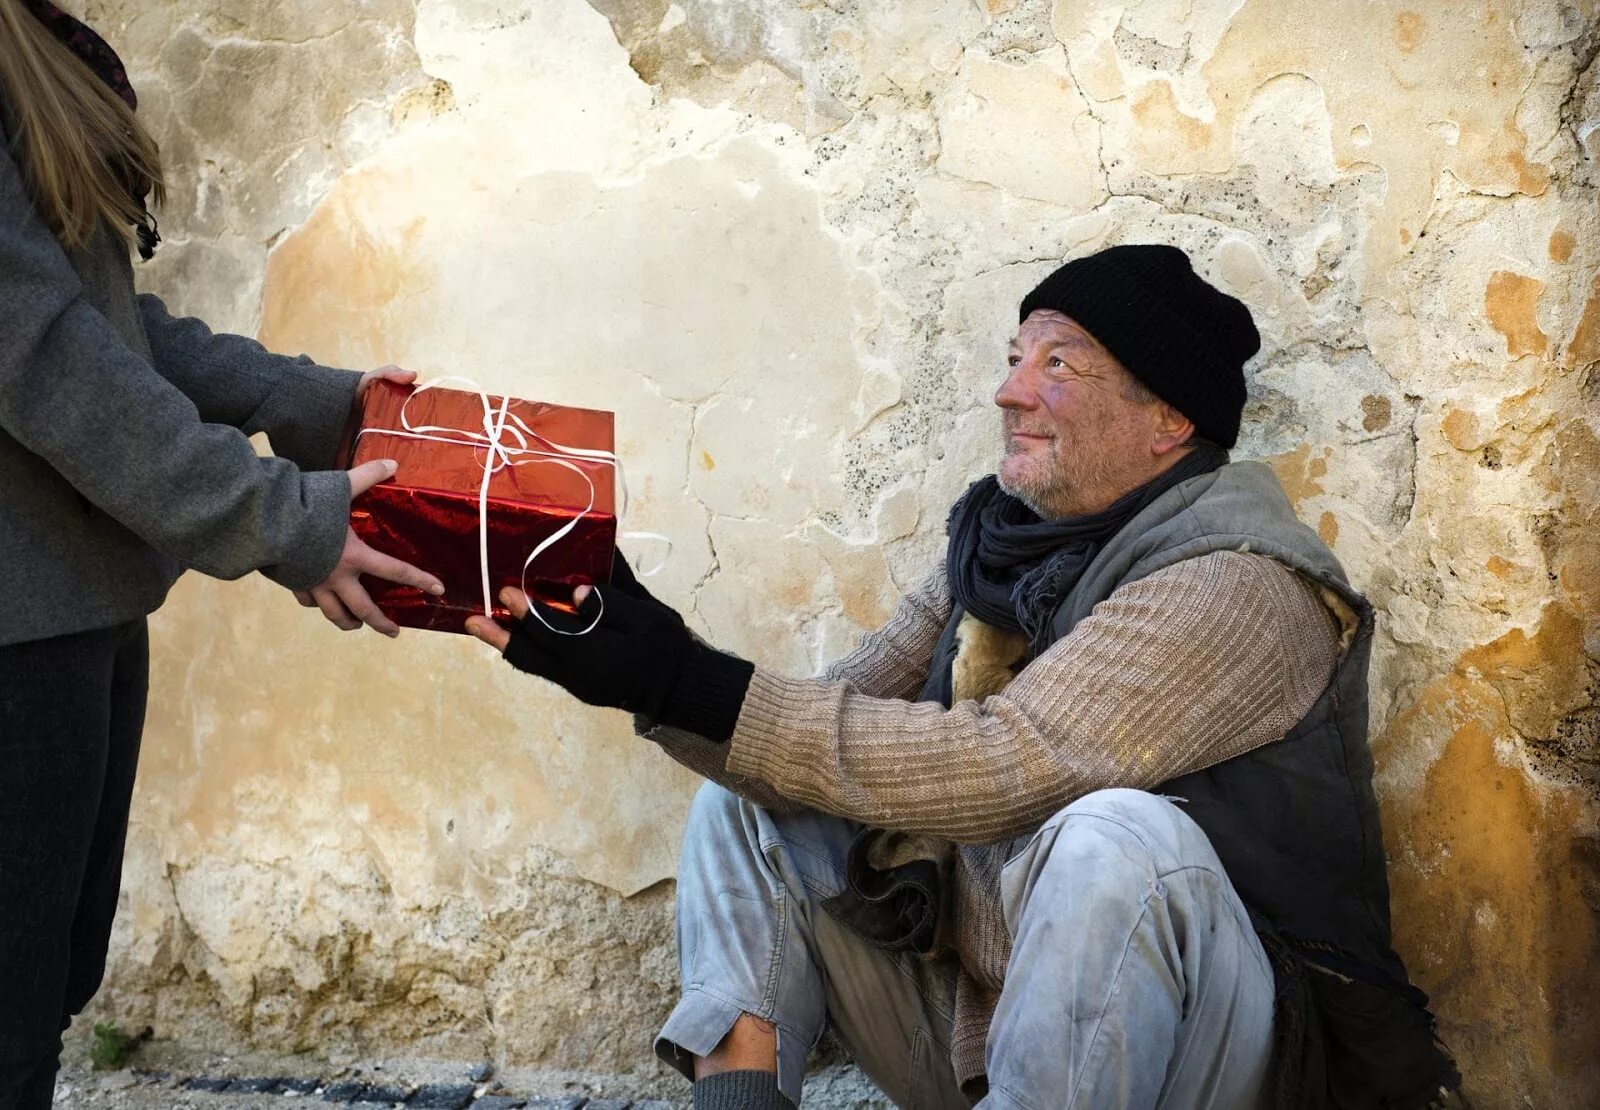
[341,380,616,633]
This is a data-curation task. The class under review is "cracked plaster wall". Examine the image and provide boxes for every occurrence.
[78,0,1599,1102]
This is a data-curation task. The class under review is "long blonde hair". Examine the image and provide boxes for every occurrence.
[0,0,163,250]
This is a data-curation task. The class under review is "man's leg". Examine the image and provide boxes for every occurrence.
[984,788,1275,1110]
[658,783,967,1109]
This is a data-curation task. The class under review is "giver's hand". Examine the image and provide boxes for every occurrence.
[466,556,754,741]
[357,364,416,398]
[292,458,446,637]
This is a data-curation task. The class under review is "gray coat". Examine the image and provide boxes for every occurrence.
[0,99,359,647]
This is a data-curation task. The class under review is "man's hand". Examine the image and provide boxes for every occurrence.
[465,558,754,741]
[292,458,446,637]
[465,582,690,716]
[605,548,660,605]
[357,364,417,398]
[464,549,659,653]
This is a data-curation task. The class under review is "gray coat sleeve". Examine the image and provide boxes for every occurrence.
[136,294,361,471]
[0,145,349,589]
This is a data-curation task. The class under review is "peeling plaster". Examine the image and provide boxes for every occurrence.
[90,0,1600,1102]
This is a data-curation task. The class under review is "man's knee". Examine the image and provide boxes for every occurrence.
[1003,789,1232,943]
[1057,787,1189,834]
[1017,789,1220,888]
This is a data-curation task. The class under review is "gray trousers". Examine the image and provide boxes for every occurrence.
[655,785,1275,1109]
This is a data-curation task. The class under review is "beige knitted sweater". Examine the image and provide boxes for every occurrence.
[647,549,1341,1092]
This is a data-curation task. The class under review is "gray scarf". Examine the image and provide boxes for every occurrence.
[920,443,1229,706]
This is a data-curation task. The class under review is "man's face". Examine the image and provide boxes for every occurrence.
[994,310,1182,519]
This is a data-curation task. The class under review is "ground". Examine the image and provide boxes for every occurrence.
[51,1038,890,1109]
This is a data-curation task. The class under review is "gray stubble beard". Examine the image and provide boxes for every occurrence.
[997,436,1117,521]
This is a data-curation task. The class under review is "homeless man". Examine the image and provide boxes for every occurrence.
[467,244,1460,1110]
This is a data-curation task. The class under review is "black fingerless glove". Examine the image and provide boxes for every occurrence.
[501,568,753,743]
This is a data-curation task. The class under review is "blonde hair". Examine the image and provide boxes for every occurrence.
[0,0,163,250]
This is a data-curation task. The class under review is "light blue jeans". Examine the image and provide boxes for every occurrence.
[655,785,1275,1109]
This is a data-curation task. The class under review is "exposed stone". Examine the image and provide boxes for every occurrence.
[321,1080,368,1102]
[408,1083,476,1108]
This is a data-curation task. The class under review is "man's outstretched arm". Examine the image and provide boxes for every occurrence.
[724,550,1340,843]
[468,551,1337,844]
[633,566,952,811]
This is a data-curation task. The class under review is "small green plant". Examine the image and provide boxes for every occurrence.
[89,1023,151,1071]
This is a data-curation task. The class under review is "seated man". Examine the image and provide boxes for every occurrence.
[468,244,1460,1109]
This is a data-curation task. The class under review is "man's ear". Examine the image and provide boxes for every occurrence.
[1151,402,1196,457]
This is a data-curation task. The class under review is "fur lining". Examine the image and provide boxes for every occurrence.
[1231,541,1360,654]
[951,612,1029,703]
[1318,586,1361,652]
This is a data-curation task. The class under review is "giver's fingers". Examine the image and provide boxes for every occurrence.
[293,590,316,608]
[351,538,445,595]
[347,458,399,498]
[333,576,400,638]
[466,615,512,651]
[312,585,361,631]
[358,366,418,395]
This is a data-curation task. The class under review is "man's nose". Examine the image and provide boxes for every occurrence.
[994,362,1035,409]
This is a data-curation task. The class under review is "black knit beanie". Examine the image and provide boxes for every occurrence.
[1018,244,1259,448]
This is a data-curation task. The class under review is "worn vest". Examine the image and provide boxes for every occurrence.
[1045,460,1401,978]
[1038,460,1454,1105]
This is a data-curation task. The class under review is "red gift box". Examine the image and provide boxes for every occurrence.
[341,379,617,633]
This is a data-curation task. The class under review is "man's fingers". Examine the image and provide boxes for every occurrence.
[293,590,316,608]
[347,458,399,498]
[501,588,597,635]
[466,616,512,652]
[609,550,646,598]
[350,538,445,595]
[498,588,531,619]
[333,577,400,638]
[312,587,362,632]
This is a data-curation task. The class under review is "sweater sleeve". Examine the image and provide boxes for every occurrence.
[724,551,1342,844]
[0,144,349,589]
[640,565,952,807]
[137,294,362,471]
[816,567,951,695]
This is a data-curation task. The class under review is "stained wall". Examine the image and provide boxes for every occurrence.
[81,0,1600,1102]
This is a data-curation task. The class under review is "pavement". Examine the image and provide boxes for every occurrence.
[49,1039,892,1110]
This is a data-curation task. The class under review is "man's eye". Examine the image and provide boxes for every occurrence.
[1049,357,1066,369]
[1007,356,1021,367]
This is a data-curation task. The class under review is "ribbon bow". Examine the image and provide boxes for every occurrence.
[356,376,669,634]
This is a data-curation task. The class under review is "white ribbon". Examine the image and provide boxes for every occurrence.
[356,376,670,634]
